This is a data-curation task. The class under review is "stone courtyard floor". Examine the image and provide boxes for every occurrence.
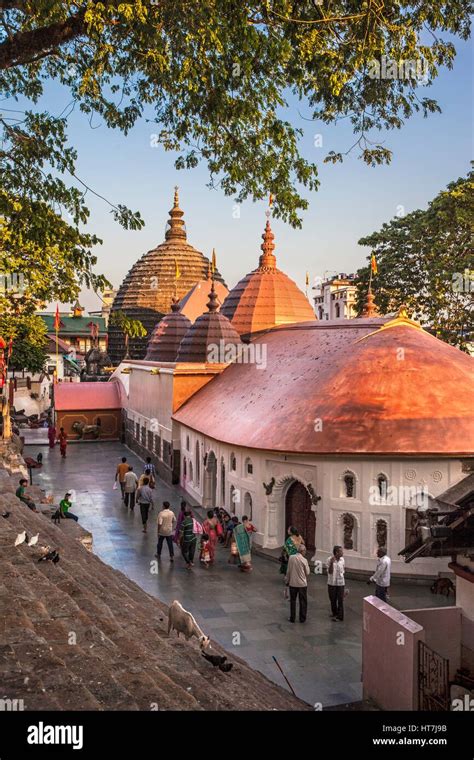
[26,440,452,709]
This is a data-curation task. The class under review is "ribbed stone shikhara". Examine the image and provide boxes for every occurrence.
[108,189,226,364]
[220,220,315,341]
[145,299,192,362]
[176,281,242,363]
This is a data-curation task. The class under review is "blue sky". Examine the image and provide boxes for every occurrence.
[10,38,473,310]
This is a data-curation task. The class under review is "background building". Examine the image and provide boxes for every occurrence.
[313,273,358,320]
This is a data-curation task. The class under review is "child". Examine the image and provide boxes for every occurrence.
[228,517,240,564]
[242,515,257,545]
[224,513,236,548]
[200,533,211,568]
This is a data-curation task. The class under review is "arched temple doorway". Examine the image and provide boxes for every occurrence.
[285,480,316,552]
[203,451,217,508]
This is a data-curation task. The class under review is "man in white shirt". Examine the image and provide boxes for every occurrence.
[123,466,138,511]
[370,547,391,602]
[156,501,177,561]
[285,544,310,623]
[327,545,345,622]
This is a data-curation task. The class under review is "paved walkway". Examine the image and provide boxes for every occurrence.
[26,440,452,708]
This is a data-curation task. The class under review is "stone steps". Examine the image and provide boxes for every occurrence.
[0,474,308,711]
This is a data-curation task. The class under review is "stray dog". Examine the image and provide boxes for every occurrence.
[431,577,454,597]
[51,508,62,525]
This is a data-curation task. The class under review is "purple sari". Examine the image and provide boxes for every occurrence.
[174,510,186,543]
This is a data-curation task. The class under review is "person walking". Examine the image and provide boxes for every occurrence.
[57,427,68,458]
[136,477,154,533]
[60,492,78,521]
[156,501,176,560]
[140,457,156,489]
[327,545,345,622]
[173,500,187,544]
[115,457,129,500]
[370,547,391,602]
[179,509,197,570]
[123,466,138,510]
[202,510,219,564]
[285,544,310,623]
[47,422,56,450]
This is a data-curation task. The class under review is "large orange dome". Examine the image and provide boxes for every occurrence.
[220,221,315,339]
[174,314,474,456]
[108,189,226,363]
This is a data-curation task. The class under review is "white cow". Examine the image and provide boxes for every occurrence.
[167,600,210,649]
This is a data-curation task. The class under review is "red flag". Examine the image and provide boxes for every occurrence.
[53,304,61,331]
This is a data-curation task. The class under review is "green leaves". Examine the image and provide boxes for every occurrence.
[1,1,471,227]
[109,310,146,339]
[356,168,474,350]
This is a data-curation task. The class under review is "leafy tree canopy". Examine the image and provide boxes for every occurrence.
[0,0,471,229]
[356,168,473,350]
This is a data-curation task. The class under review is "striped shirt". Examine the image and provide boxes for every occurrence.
[180,516,196,544]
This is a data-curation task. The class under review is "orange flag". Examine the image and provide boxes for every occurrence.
[371,254,378,275]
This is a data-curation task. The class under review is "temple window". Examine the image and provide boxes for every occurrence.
[377,474,388,500]
[195,441,201,486]
[376,519,388,549]
[244,492,253,520]
[342,471,356,498]
[230,452,237,471]
[341,512,357,551]
[245,457,253,476]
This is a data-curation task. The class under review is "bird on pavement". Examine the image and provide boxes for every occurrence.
[218,662,233,673]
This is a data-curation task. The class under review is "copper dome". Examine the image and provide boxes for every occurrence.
[179,271,229,323]
[108,189,226,364]
[145,299,192,362]
[220,221,315,339]
[174,314,474,456]
[177,282,242,363]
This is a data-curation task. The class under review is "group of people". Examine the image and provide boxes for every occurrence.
[114,456,258,572]
[15,479,78,521]
[47,423,68,457]
[280,526,391,624]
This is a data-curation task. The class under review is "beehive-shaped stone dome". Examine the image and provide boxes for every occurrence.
[220,221,314,340]
[177,282,242,363]
[108,189,226,364]
[145,299,192,362]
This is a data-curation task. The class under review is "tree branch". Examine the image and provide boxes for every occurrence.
[0,8,86,69]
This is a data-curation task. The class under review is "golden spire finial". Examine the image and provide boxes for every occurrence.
[166,187,186,241]
[258,220,277,271]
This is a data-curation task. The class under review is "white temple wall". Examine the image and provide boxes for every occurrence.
[177,424,465,577]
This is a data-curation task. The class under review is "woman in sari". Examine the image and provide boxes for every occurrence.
[279,526,303,575]
[233,521,252,572]
[173,500,187,544]
[47,422,56,449]
[202,510,219,564]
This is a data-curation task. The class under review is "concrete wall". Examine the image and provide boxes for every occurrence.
[404,606,462,677]
[362,596,424,710]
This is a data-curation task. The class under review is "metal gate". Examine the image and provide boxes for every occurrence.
[418,640,450,711]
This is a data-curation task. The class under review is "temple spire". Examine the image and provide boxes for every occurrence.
[361,283,378,317]
[258,220,277,271]
[165,186,187,241]
[206,280,219,313]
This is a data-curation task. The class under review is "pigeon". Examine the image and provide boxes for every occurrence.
[27,534,39,547]
[218,662,233,673]
[14,531,27,546]
[1,511,10,518]
[202,651,227,667]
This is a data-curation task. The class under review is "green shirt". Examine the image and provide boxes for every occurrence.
[16,486,25,498]
[60,498,72,515]
[180,515,196,544]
